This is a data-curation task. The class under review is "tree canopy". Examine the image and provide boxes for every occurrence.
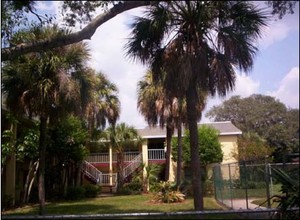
[206,94,299,162]
[172,125,223,166]
[1,1,298,61]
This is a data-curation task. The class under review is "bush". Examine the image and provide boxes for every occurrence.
[152,181,185,203]
[65,186,86,200]
[119,181,142,195]
[1,194,14,211]
[204,179,214,196]
[84,184,101,198]
[150,182,161,193]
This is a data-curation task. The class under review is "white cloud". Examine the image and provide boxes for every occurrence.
[267,67,299,108]
[202,73,260,122]
[86,9,148,129]
[258,4,299,49]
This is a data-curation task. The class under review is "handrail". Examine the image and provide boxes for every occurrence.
[82,161,118,186]
[123,153,142,178]
[82,161,102,183]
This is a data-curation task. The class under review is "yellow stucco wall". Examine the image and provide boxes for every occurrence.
[217,135,240,180]
[218,135,239,164]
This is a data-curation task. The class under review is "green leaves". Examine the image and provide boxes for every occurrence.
[172,125,223,166]
[271,167,299,218]
[206,94,299,162]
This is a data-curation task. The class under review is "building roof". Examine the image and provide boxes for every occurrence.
[137,121,242,139]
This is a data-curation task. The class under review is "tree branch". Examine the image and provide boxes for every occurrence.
[1,1,152,61]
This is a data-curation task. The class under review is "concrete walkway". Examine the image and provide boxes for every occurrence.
[223,198,266,210]
[223,198,272,219]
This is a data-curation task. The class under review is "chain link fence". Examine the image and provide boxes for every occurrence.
[213,160,299,210]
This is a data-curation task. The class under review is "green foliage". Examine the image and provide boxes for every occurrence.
[119,181,143,195]
[65,185,102,200]
[271,167,299,219]
[206,94,299,162]
[1,194,14,211]
[236,132,274,162]
[266,1,298,19]
[152,181,185,203]
[48,115,89,163]
[61,1,117,27]
[83,184,101,198]
[172,125,223,166]
[1,1,55,46]
[1,130,14,166]
[16,127,39,161]
[65,186,86,200]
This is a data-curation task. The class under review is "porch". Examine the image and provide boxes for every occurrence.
[86,149,166,164]
[82,149,166,188]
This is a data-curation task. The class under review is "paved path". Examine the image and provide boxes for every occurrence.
[223,198,271,219]
[223,198,265,210]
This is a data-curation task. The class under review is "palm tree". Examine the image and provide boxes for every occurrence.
[85,71,120,139]
[103,123,142,191]
[2,25,92,215]
[137,70,206,186]
[137,70,177,181]
[125,1,268,210]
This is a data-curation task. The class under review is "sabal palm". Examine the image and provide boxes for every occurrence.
[103,123,142,190]
[126,1,267,210]
[137,70,177,181]
[137,70,206,185]
[2,25,92,214]
[85,71,120,139]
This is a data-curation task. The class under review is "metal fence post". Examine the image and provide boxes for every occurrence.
[243,161,249,209]
[265,157,271,209]
[228,163,233,209]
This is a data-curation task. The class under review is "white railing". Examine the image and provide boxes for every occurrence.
[124,152,140,162]
[148,149,165,160]
[82,161,102,183]
[82,161,118,186]
[123,153,142,178]
[86,151,140,163]
[101,173,117,185]
[86,153,109,163]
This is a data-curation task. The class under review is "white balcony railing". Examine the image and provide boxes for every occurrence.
[148,149,165,160]
[86,150,166,163]
[86,151,140,163]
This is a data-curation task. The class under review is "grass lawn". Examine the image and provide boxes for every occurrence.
[219,184,282,200]
[2,194,245,219]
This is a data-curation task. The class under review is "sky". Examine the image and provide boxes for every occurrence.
[34,1,299,129]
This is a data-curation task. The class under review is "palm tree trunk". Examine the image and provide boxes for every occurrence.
[117,151,125,191]
[165,125,172,181]
[27,160,39,203]
[176,119,183,189]
[23,160,33,204]
[38,114,47,215]
[186,83,203,211]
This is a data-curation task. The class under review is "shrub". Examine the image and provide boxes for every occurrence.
[271,168,299,219]
[204,179,215,196]
[150,182,161,193]
[1,194,14,211]
[84,184,101,198]
[119,181,142,195]
[152,181,185,203]
[65,186,85,200]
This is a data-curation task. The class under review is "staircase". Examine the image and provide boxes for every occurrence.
[82,153,142,189]
[123,153,142,179]
[82,161,102,184]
